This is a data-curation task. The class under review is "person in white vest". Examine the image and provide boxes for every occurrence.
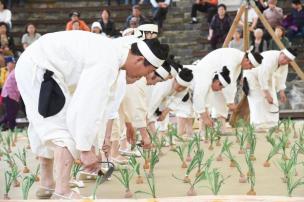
[244,48,296,129]
[193,65,232,134]
[15,30,169,199]
[193,48,263,132]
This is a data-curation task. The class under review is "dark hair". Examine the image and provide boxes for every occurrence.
[131,40,169,67]
[178,68,193,82]
[0,0,7,9]
[0,22,9,35]
[287,48,298,57]
[213,66,231,84]
[25,23,37,34]
[217,4,227,10]
[133,5,141,10]
[245,52,264,65]
[292,0,302,5]
[212,74,219,82]
[101,9,111,18]
[275,25,286,36]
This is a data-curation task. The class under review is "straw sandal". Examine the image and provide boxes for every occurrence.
[35,186,55,199]
[50,191,81,200]
[77,171,97,181]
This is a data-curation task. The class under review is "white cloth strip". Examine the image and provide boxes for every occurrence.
[137,40,164,68]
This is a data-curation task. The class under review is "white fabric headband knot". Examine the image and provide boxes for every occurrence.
[176,73,191,87]
[246,46,260,67]
[282,49,295,60]
[156,66,169,80]
[137,40,164,68]
[215,71,229,87]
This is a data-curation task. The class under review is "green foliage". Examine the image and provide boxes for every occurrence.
[21,175,36,199]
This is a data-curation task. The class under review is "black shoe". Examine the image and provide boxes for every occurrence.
[190,20,198,24]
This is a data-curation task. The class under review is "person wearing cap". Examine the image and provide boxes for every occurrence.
[193,48,263,132]
[0,56,19,130]
[15,31,169,199]
[244,49,296,129]
[65,11,90,32]
[91,21,106,36]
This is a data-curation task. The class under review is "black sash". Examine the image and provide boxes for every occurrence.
[38,70,66,118]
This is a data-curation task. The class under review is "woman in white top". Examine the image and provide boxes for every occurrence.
[0,1,11,28]
[21,23,41,50]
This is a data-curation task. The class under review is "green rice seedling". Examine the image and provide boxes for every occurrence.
[216,138,229,161]
[204,126,211,144]
[129,155,144,184]
[279,131,290,160]
[245,151,256,195]
[4,170,14,199]
[71,161,82,180]
[222,140,236,167]
[11,165,21,187]
[113,167,135,198]
[4,132,12,153]
[193,133,201,151]
[286,168,304,197]
[149,130,166,157]
[234,159,246,183]
[201,154,214,178]
[238,126,248,154]
[208,128,216,150]
[246,124,256,161]
[214,120,222,146]
[136,170,157,199]
[299,125,304,146]
[92,170,105,199]
[174,144,187,168]
[21,174,36,199]
[172,164,207,196]
[148,149,159,178]
[291,120,298,139]
[206,168,230,195]
[32,164,40,182]
[15,147,30,173]
[3,148,16,168]
[194,149,204,177]
[264,141,282,167]
[167,124,183,150]
[277,148,298,184]
[235,119,245,143]
[182,150,201,183]
[266,128,277,147]
[186,138,196,162]
[137,146,151,170]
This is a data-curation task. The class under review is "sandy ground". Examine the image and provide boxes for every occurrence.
[0,121,304,201]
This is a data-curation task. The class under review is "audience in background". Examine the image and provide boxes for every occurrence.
[239,6,258,33]
[150,0,170,31]
[91,21,106,36]
[190,0,218,24]
[228,28,244,51]
[0,22,14,56]
[269,25,290,50]
[0,0,11,28]
[66,11,90,31]
[285,0,304,39]
[251,28,267,53]
[0,56,19,130]
[208,4,232,50]
[99,9,119,37]
[125,5,148,29]
[21,23,41,50]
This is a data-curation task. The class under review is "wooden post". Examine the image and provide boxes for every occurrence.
[243,6,249,51]
[222,5,246,48]
[251,2,304,80]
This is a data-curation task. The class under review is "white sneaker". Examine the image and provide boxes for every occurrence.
[119,148,141,157]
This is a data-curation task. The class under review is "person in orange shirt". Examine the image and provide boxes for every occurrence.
[65,11,90,31]
[190,0,218,24]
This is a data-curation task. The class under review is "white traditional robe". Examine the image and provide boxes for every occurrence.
[15,31,130,158]
[192,48,245,117]
[244,50,288,128]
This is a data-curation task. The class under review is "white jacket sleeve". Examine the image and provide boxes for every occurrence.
[275,65,288,92]
[258,63,273,91]
[193,81,211,114]
[222,80,237,104]
[66,64,118,151]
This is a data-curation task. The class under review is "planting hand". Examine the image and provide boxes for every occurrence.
[264,90,273,104]
[202,112,213,127]
[279,90,287,104]
[80,151,99,173]
[227,103,237,112]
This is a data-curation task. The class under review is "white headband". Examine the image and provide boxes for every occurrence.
[282,49,295,60]
[138,24,158,33]
[217,73,229,87]
[122,28,135,36]
[137,40,164,68]
[248,52,260,67]
[170,65,178,77]
[176,74,191,87]
[156,66,169,80]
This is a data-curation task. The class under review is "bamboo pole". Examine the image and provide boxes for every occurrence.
[251,2,304,80]
[222,5,246,48]
[243,6,249,51]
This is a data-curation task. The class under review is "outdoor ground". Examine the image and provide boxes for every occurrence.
[0,120,304,201]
